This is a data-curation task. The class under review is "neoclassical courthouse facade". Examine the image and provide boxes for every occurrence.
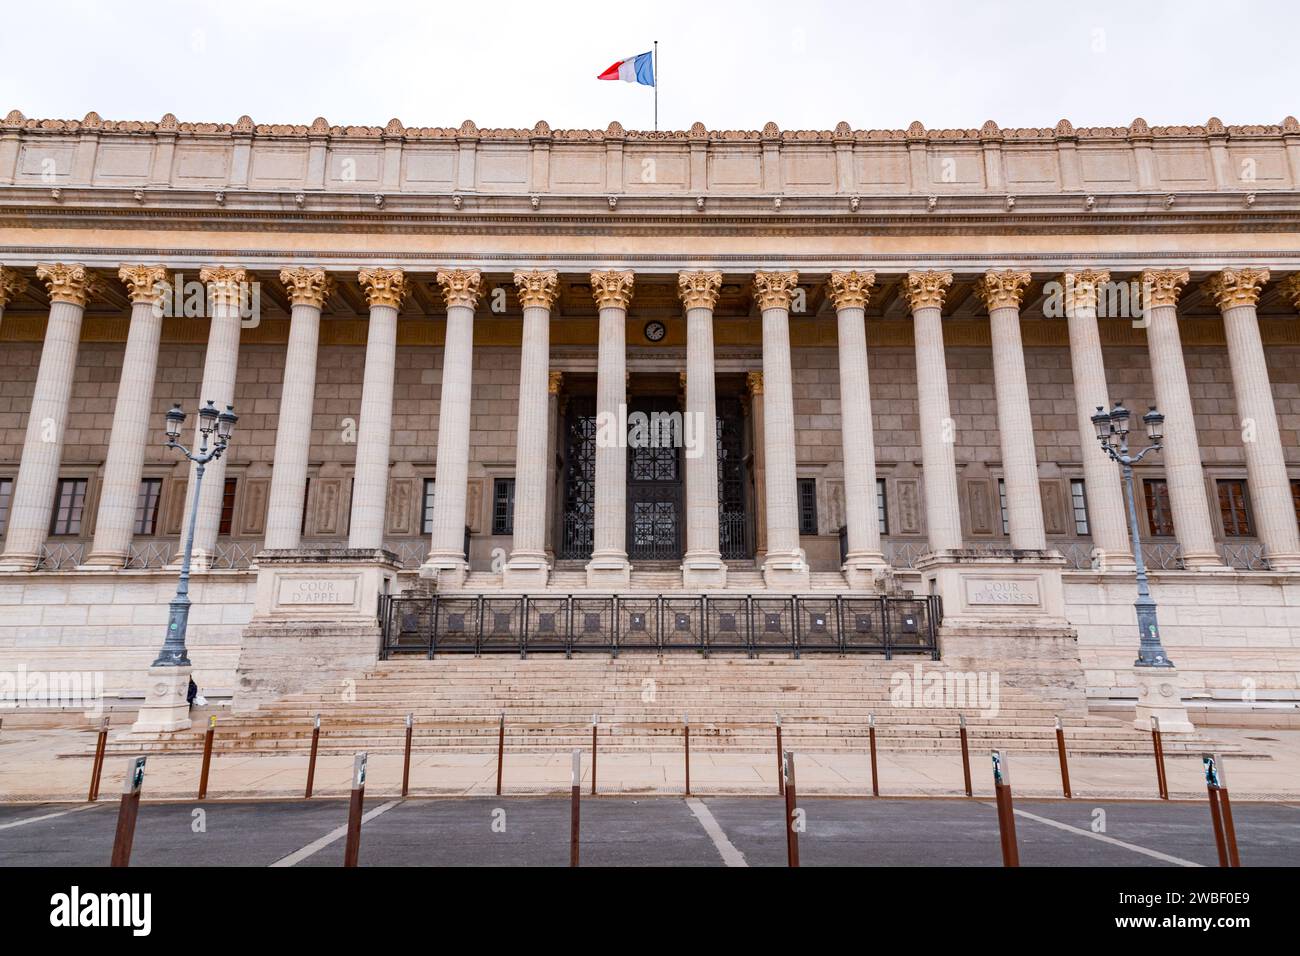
[0,110,1298,719]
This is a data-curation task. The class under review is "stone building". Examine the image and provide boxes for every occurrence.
[0,110,1298,725]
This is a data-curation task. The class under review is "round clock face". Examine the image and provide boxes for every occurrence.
[644,320,667,342]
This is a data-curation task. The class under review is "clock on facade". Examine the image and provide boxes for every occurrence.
[643,320,667,342]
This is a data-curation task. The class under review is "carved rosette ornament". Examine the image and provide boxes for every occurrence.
[746,370,764,395]
[752,271,799,311]
[677,270,722,310]
[903,271,953,312]
[36,263,98,307]
[548,370,564,395]
[198,266,248,308]
[1138,269,1190,308]
[1280,274,1300,311]
[0,267,29,308]
[279,267,334,309]
[1060,269,1110,313]
[975,269,1032,311]
[436,269,484,309]
[589,270,635,310]
[358,267,408,309]
[512,269,560,309]
[827,271,876,310]
[117,265,170,304]
[1203,268,1270,311]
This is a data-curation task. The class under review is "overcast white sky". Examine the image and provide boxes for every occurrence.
[3,0,1297,131]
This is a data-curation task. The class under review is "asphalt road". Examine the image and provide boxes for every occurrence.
[1,796,1297,867]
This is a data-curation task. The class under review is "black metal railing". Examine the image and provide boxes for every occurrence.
[381,592,941,660]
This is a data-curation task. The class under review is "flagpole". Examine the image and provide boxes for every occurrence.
[653,40,658,132]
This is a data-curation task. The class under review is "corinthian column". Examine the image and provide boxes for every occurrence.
[679,270,727,588]
[172,267,248,566]
[348,268,406,549]
[1061,270,1133,569]
[421,269,482,588]
[829,271,886,587]
[586,270,634,588]
[976,269,1046,550]
[754,270,809,589]
[503,269,559,589]
[264,268,333,550]
[84,266,171,567]
[1139,269,1223,568]
[0,267,27,334]
[0,264,97,571]
[905,271,962,553]
[1205,268,1300,570]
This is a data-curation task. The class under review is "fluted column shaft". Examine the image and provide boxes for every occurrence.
[85,267,169,566]
[679,271,726,587]
[348,303,398,548]
[586,271,633,586]
[1061,272,1133,566]
[0,265,95,569]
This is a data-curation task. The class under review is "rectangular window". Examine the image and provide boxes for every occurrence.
[998,479,1009,536]
[50,478,88,536]
[134,478,163,536]
[876,477,888,535]
[1216,479,1253,537]
[0,477,12,535]
[492,478,516,536]
[797,478,818,536]
[218,478,238,536]
[421,479,437,535]
[1144,479,1175,536]
[1070,478,1090,536]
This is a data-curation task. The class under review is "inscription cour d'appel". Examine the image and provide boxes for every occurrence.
[277,578,357,607]
[965,577,1040,606]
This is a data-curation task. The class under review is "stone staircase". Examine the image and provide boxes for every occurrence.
[109,657,1234,758]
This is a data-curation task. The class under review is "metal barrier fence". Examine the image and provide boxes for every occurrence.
[380,592,941,659]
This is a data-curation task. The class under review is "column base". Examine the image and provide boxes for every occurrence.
[167,549,214,572]
[1093,548,1136,573]
[682,550,728,589]
[0,553,39,572]
[79,549,128,570]
[1263,551,1300,573]
[762,549,809,590]
[420,551,469,590]
[843,551,888,590]
[586,551,630,589]
[503,552,550,590]
[1132,665,1195,734]
[1181,551,1229,571]
[131,665,193,734]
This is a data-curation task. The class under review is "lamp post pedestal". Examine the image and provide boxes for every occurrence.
[1133,665,1194,734]
[131,664,193,734]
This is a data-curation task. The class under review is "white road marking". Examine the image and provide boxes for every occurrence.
[1012,807,1201,867]
[0,802,101,831]
[687,798,747,867]
[270,800,400,867]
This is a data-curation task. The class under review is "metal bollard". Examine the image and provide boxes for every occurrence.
[959,714,972,797]
[109,756,147,868]
[88,716,110,803]
[343,752,367,867]
[1151,716,1169,800]
[591,714,599,796]
[783,750,800,867]
[401,713,413,797]
[197,715,216,800]
[868,713,879,797]
[495,712,505,796]
[1203,754,1241,867]
[305,713,321,799]
[992,750,1020,867]
[775,713,784,796]
[1055,716,1072,799]
[683,713,691,796]
[569,749,581,868]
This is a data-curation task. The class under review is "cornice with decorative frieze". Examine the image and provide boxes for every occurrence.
[1202,267,1270,311]
[36,262,97,306]
[590,270,635,310]
[678,271,722,310]
[903,271,953,312]
[513,269,560,309]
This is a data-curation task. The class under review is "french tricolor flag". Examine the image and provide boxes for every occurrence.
[597,51,655,86]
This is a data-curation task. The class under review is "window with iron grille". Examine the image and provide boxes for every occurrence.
[1143,479,1175,536]
[1216,479,1253,537]
[134,478,163,536]
[218,477,238,536]
[492,478,515,535]
[0,477,13,535]
[876,477,888,535]
[50,478,88,536]
[997,478,1009,535]
[1070,478,1090,536]
[797,478,818,535]
[421,478,436,535]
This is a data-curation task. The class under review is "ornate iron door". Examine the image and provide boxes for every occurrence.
[627,398,683,560]
[559,398,596,559]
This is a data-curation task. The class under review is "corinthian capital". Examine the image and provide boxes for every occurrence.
[903,271,953,312]
[1280,274,1300,311]
[0,267,29,309]
[1138,269,1189,308]
[1060,269,1110,313]
[1203,267,1270,311]
[358,267,408,309]
[678,271,722,310]
[279,267,334,309]
[752,271,799,311]
[590,270,635,309]
[199,266,249,308]
[975,269,1032,311]
[118,265,170,305]
[36,263,98,307]
[513,269,560,309]
[548,370,564,395]
[746,370,764,395]
[827,271,876,310]
[436,269,483,309]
